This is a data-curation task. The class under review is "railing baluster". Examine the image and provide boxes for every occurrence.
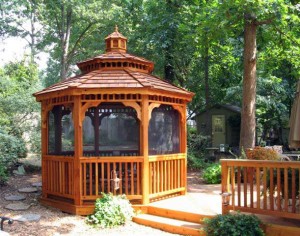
[284,168,288,211]
[270,167,274,210]
[231,166,235,208]
[137,162,140,194]
[170,160,174,190]
[130,162,134,195]
[101,163,104,193]
[95,162,98,195]
[243,167,247,207]
[89,163,93,195]
[277,168,281,211]
[256,167,260,209]
[125,162,128,194]
[250,167,254,208]
[292,168,296,213]
[237,167,241,207]
[263,167,267,210]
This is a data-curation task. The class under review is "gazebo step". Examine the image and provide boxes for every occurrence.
[147,206,213,223]
[133,213,205,236]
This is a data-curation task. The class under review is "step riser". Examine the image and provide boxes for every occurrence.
[147,206,212,224]
[133,217,205,236]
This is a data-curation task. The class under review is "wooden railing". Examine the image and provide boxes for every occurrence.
[80,156,143,201]
[221,159,300,220]
[149,154,186,198]
[43,154,186,205]
[44,156,74,199]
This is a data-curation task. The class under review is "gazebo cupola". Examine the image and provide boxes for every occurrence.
[34,27,194,215]
[105,26,127,53]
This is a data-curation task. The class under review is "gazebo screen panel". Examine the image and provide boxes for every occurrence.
[148,105,180,155]
[48,105,74,156]
[82,103,140,156]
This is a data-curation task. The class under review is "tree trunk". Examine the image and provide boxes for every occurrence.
[240,16,257,150]
[59,5,72,81]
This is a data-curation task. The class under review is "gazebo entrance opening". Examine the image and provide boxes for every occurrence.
[34,27,194,215]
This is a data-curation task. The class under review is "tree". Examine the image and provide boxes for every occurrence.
[40,0,122,82]
[0,0,43,63]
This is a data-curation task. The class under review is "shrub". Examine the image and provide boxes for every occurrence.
[245,146,280,160]
[87,193,134,228]
[187,128,211,169]
[204,213,264,236]
[202,163,221,184]
[0,131,27,184]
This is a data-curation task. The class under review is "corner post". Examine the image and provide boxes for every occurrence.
[73,96,83,206]
[41,101,48,198]
[141,95,150,204]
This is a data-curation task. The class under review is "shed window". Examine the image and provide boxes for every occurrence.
[148,105,180,155]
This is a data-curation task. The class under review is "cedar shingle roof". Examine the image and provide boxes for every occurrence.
[34,27,193,100]
[34,69,191,96]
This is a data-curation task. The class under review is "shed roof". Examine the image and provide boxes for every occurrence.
[195,104,241,117]
[34,27,193,100]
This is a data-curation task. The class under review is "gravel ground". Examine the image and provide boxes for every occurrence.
[1,163,202,236]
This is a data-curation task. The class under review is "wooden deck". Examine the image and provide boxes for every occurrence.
[133,180,300,235]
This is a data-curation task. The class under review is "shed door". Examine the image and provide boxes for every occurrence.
[212,115,225,147]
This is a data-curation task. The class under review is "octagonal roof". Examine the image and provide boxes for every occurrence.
[34,27,194,101]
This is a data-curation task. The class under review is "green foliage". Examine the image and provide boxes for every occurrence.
[204,213,264,236]
[0,60,41,153]
[0,130,27,184]
[87,193,134,228]
[187,128,210,170]
[202,163,221,184]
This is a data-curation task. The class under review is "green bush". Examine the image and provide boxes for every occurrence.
[204,213,264,236]
[0,131,27,184]
[87,193,134,228]
[202,163,221,184]
[187,128,211,170]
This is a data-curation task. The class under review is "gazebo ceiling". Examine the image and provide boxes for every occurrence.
[34,26,193,101]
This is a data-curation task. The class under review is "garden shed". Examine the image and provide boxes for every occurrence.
[195,104,241,148]
[33,27,194,215]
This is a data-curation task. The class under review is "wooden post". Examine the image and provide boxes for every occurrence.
[73,96,83,206]
[41,102,48,198]
[221,160,230,214]
[181,104,187,195]
[141,95,150,204]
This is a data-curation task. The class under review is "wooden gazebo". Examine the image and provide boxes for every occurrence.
[34,27,194,215]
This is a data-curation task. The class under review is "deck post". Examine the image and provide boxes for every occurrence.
[73,96,83,206]
[181,105,187,195]
[142,95,150,204]
[221,160,230,214]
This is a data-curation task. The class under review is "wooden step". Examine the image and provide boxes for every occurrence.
[147,206,213,223]
[133,213,205,236]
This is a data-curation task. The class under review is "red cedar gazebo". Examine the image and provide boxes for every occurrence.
[34,27,194,215]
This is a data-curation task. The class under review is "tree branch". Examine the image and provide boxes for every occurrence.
[67,22,95,60]
[255,17,274,26]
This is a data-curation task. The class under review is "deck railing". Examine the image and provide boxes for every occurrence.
[149,154,186,198]
[44,155,74,199]
[221,159,300,220]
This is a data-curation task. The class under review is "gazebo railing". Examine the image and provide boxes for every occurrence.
[149,153,186,198]
[44,155,74,199]
[80,156,143,201]
[221,159,300,220]
[43,154,186,206]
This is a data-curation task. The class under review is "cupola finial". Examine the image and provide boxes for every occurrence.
[115,25,119,32]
